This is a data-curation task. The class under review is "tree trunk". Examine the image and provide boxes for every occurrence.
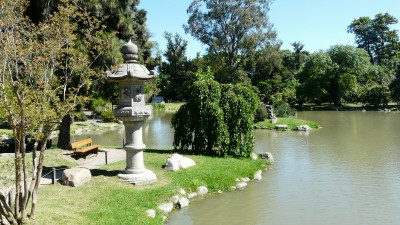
[57,115,72,149]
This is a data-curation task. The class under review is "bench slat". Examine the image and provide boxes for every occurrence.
[75,144,101,153]
[70,138,93,149]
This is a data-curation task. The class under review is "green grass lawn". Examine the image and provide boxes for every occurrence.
[29,150,267,225]
[0,148,78,187]
[255,117,320,130]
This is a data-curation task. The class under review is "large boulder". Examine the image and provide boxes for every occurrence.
[164,154,196,171]
[60,168,91,187]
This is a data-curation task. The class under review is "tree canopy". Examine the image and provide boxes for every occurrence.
[184,0,279,83]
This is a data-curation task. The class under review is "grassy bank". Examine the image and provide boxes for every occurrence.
[255,117,320,130]
[27,149,266,225]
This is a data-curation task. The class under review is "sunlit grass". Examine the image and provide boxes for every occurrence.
[30,150,267,225]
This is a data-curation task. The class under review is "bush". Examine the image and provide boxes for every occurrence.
[172,68,259,157]
[254,103,268,122]
[100,110,117,123]
[275,103,296,117]
[91,97,112,115]
[73,112,88,122]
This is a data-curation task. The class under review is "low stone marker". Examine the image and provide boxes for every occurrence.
[60,168,91,187]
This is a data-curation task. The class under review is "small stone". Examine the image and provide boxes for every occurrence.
[170,195,179,204]
[251,152,258,160]
[177,197,189,208]
[241,177,250,182]
[236,182,248,190]
[197,186,208,196]
[188,192,197,199]
[145,209,156,218]
[231,186,237,190]
[158,202,174,213]
[217,190,223,194]
[254,170,262,181]
[235,178,241,182]
[178,188,186,195]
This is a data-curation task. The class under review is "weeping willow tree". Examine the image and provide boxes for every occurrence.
[172,68,259,157]
[0,0,107,223]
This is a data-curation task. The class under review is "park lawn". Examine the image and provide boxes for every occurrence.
[255,117,320,130]
[30,150,267,225]
[0,148,78,187]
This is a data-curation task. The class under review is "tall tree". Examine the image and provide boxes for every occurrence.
[158,32,197,101]
[184,0,279,83]
[0,0,105,223]
[348,13,399,66]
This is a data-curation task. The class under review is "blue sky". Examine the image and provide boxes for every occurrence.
[139,0,400,58]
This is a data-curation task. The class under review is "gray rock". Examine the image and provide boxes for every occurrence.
[145,209,156,218]
[254,170,262,181]
[236,182,248,189]
[275,124,288,130]
[231,186,237,190]
[165,154,196,171]
[177,197,189,208]
[178,188,186,195]
[251,152,258,160]
[259,152,274,162]
[60,168,91,187]
[197,186,208,196]
[241,177,250,182]
[158,202,174,213]
[187,192,197,199]
[170,195,180,204]
[296,125,311,131]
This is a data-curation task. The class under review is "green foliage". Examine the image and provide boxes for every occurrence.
[172,69,259,157]
[90,97,112,115]
[348,13,399,66]
[100,110,117,123]
[158,32,197,101]
[254,103,268,122]
[73,112,88,122]
[274,103,296,117]
[151,103,166,111]
[185,0,279,83]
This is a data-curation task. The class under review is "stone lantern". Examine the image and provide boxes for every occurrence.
[107,40,157,185]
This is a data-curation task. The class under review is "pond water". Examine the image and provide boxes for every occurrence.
[70,111,400,225]
[167,111,400,225]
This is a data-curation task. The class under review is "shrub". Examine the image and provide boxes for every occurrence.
[254,103,268,122]
[275,103,296,117]
[100,110,117,123]
[172,68,259,157]
[73,112,88,122]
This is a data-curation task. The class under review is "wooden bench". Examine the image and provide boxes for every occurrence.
[70,138,101,159]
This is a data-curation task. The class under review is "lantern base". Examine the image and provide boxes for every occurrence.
[118,169,157,185]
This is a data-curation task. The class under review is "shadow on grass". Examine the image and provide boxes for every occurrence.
[90,169,120,177]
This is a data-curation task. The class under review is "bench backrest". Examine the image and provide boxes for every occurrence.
[70,138,92,149]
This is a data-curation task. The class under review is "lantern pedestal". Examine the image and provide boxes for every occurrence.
[116,115,157,185]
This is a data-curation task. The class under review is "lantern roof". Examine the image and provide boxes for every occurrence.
[107,40,157,81]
